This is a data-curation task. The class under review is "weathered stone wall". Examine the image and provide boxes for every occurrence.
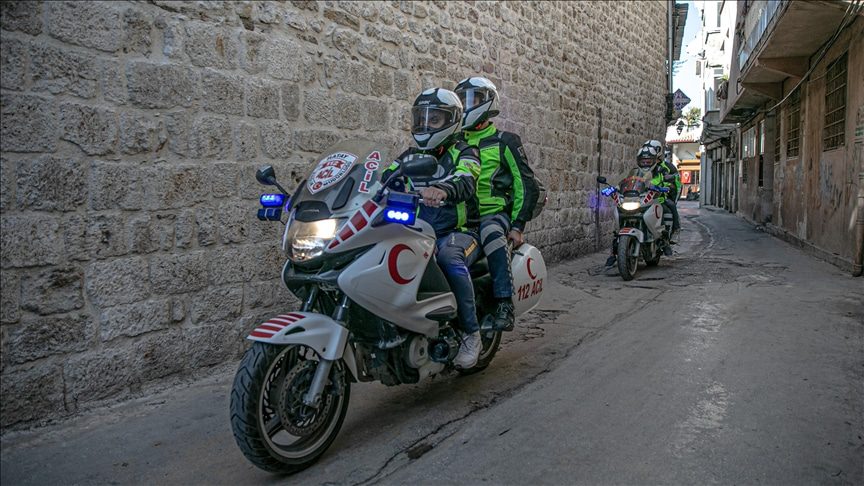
[0,0,667,428]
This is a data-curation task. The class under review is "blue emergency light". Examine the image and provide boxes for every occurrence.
[260,193,285,207]
[384,208,415,224]
[601,187,616,197]
[383,191,418,225]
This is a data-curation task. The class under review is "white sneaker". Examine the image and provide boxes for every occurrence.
[454,332,481,369]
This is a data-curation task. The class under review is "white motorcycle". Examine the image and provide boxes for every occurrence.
[597,168,673,280]
[230,139,547,474]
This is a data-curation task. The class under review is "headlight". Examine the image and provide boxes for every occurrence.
[621,201,641,211]
[283,218,340,262]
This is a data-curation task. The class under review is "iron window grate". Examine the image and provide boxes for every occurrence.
[787,88,801,158]
[773,109,781,160]
[823,53,847,150]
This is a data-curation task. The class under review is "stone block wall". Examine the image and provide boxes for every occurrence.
[0,0,667,428]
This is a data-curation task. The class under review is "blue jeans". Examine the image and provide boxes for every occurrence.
[663,199,680,231]
[436,231,481,334]
[480,213,513,299]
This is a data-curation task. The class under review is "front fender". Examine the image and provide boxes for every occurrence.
[248,312,358,380]
[618,227,645,243]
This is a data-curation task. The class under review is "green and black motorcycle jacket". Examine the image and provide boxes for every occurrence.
[652,158,682,202]
[462,123,539,232]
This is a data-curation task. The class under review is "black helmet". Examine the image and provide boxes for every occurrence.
[411,88,463,150]
[454,76,500,130]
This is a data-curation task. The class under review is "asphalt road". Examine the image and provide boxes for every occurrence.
[2,202,862,485]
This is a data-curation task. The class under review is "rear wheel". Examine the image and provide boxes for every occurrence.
[230,342,350,474]
[617,236,638,281]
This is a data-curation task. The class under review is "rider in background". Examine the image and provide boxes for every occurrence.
[654,142,682,243]
[605,141,669,267]
[384,88,484,369]
[455,76,540,332]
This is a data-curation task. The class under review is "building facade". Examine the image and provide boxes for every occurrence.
[697,0,737,209]
[719,0,863,273]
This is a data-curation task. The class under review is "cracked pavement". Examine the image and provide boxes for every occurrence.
[2,202,862,485]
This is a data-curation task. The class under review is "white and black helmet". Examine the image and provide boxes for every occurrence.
[411,88,463,150]
[454,76,500,130]
[636,140,662,169]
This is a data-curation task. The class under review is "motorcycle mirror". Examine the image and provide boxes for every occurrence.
[256,165,277,186]
[256,165,290,195]
[596,176,607,184]
[402,154,439,178]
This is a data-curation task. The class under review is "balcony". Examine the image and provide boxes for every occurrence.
[721,0,854,124]
[737,0,785,72]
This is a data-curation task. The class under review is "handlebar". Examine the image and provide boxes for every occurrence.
[602,186,670,197]
[417,198,449,207]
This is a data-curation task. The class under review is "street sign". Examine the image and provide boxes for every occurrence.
[672,89,691,111]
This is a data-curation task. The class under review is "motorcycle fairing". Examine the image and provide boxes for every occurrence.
[336,218,456,337]
[282,140,393,255]
[642,202,664,238]
[247,312,358,379]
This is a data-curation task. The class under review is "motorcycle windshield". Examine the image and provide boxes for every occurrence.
[291,139,394,217]
[618,168,652,194]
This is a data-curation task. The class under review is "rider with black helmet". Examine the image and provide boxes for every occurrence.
[384,88,484,369]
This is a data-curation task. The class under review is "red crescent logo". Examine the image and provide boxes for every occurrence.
[527,257,537,280]
[388,244,416,284]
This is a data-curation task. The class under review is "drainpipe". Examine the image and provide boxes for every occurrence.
[595,107,603,251]
[854,171,864,276]
[668,0,674,94]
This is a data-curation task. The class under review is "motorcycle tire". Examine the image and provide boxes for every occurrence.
[458,330,503,376]
[617,236,638,281]
[230,342,350,474]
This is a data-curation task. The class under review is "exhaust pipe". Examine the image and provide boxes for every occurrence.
[853,171,864,276]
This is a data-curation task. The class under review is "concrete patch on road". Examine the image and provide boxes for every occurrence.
[671,381,731,458]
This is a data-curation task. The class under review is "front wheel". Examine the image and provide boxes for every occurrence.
[617,235,639,281]
[458,330,503,375]
[230,342,350,474]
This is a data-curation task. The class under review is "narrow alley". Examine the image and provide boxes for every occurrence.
[3,202,861,485]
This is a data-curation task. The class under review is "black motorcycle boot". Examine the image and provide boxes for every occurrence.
[492,298,515,331]
[605,255,617,267]
[663,242,673,256]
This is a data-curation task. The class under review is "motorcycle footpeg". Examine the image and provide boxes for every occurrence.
[481,314,510,333]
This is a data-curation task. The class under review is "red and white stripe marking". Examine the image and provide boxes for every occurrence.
[328,201,379,250]
[249,313,306,339]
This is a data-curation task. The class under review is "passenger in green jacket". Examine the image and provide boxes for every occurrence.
[654,145,682,242]
[455,77,540,332]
